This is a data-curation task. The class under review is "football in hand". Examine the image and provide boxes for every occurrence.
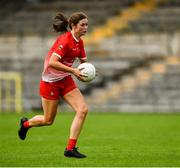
[78,63,96,82]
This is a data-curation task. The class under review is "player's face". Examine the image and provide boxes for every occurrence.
[74,18,88,37]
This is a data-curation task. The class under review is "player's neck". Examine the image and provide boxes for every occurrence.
[71,30,80,42]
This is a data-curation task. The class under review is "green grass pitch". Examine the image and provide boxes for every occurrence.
[0,112,180,167]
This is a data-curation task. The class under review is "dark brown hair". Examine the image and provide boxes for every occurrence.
[53,12,88,33]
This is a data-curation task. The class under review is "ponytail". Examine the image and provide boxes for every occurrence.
[52,12,88,33]
[53,13,68,32]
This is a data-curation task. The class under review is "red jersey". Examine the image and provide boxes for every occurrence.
[42,31,87,82]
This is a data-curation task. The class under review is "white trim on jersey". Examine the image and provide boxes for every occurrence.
[52,52,62,59]
[71,31,79,42]
[79,57,87,60]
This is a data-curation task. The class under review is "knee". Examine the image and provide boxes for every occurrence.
[77,105,88,119]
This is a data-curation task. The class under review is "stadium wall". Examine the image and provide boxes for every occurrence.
[0,31,180,112]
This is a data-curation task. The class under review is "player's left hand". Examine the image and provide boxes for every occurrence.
[72,68,87,81]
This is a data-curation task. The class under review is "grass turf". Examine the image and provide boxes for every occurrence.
[0,112,180,167]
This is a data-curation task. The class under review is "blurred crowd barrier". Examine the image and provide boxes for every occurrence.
[0,0,180,113]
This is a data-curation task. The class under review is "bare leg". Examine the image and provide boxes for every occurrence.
[28,98,59,127]
[63,88,88,139]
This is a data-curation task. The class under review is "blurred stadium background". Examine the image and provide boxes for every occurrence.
[0,0,180,113]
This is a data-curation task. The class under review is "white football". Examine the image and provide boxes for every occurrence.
[78,63,96,82]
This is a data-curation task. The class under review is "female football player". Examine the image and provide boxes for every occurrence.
[18,12,89,158]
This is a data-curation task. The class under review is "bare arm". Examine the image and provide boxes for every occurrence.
[80,59,87,63]
[48,53,85,80]
[49,53,74,73]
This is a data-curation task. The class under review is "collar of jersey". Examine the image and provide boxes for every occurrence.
[71,31,79,42]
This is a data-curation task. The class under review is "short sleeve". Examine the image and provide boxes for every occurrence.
[79,40,87,61]
[53,37,68,59]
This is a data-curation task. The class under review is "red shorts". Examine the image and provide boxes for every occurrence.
[39,75,77,100]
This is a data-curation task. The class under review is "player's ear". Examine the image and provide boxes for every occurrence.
[71,23,74,28]
[71,23,78,29]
